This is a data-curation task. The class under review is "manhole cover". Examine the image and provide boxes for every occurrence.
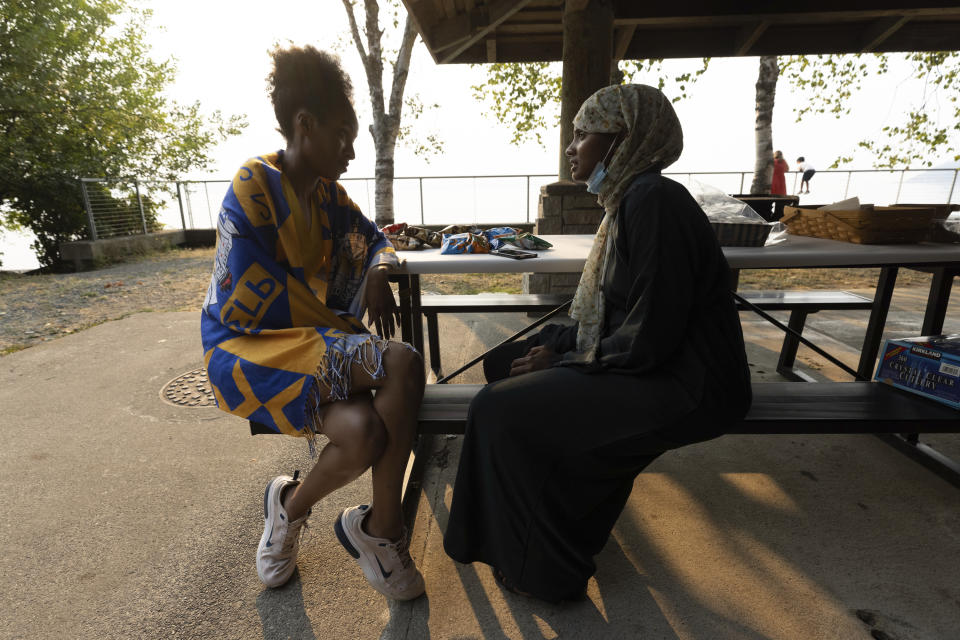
[161,368,217,407]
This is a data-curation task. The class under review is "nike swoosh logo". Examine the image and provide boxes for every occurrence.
[376,555,392,579]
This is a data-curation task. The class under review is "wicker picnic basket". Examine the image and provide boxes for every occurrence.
[780,205,940,244]
[710,221,772,247]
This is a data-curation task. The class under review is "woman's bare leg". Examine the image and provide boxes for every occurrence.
[283,341,424,539]
[365,344,425,540]
[283,394,386,521]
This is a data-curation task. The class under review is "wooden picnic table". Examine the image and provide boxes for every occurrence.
[393,234,960,379]
[389,233,960,487]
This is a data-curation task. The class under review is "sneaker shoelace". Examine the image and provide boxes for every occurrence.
[381,529,413,571]
[280,512,310,554]
[278,471,308,556]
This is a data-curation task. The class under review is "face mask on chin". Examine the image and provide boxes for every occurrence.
[585,161,607,194]
[583,133,622,195]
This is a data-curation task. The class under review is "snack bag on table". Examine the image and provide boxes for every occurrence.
[403,225,442,248]
[504,232,553,250]
[482,226,517,250]
[385,234,423,251]
[440,232,490,254]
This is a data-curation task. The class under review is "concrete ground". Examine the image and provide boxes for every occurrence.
[0,285,958,639]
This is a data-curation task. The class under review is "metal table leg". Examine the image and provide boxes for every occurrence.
[921,267,957,335]
[410,274,424,356]
[393,273,414,345]
[857,266,898,381]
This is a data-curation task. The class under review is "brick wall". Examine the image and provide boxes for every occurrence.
[523,180,602,296]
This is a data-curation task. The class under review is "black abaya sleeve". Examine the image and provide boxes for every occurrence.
[556,174,721,376]
[593,179,702,372]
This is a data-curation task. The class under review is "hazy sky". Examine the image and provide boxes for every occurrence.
[141,0,954,181]
[1,1,955,270]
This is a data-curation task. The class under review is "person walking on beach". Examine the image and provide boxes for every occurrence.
[200,45,425,600]
[771,150,789,195]
[797,156,816,193]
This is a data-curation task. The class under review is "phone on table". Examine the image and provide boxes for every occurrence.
[491,248,537,260]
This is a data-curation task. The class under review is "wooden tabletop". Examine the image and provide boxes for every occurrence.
[394,234,960,274]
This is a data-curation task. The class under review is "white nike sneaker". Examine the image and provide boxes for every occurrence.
[256,472,310,588]
[334,504,425,600]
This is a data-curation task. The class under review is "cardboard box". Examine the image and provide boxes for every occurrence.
[874,335,960,410]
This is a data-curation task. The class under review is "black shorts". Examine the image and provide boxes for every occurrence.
[802,169,816,182]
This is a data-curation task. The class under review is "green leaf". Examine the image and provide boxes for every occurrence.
[782,52,959,169]
[0,0,246,268]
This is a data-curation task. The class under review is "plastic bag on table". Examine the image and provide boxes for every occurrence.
[929,217,960,243]
[684,179,783,246]
[685,179,766,222]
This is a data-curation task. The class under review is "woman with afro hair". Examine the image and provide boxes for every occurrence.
[201,45,424,600]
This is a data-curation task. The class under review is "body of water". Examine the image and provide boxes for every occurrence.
[1,228,41,272]
[3,168,957,272]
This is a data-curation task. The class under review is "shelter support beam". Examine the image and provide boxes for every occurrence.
[734,20,769,56]
[432,0,533,64]
[859,16,910,52]
[558,0,613,180]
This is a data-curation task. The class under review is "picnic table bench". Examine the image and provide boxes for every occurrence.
[416,381,959,436]
[421,289,873,382]
[397,381,960,529]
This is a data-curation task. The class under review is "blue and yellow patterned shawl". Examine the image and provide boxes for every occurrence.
[201,151,398,441]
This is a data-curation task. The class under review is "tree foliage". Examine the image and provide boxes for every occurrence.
[471,58,710,147]
[472,62,562,146]
[780,52,959,169]
[0,0,245,268]
[340,0,440,225]
[476,51,959,174]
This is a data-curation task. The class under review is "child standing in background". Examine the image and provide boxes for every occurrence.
[797,157,816,193]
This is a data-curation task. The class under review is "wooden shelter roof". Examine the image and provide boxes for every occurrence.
[401,1,960,64]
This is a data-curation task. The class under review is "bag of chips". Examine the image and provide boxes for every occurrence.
[440,232,490,254]
[380,222,408,235]
[385,234,423,251]
[482,226,518,250]
[439,224,481,237]
[403,225,442,248]
[505,232,553,250]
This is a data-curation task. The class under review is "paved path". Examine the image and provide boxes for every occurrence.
[1,293,958,639]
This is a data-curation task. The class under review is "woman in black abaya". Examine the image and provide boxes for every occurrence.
[442,84,753,604]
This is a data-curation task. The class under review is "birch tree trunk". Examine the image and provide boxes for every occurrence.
[342,0,417,226]
[750,55,779,194]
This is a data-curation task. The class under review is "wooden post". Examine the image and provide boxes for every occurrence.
[558,0,613,181]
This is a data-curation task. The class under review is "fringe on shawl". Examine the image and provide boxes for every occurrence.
[303,334,415,458]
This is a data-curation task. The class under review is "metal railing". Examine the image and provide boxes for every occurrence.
[80,168,960,240]
[80,178,186,241]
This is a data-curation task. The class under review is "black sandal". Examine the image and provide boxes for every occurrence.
[492,568,534,598]
[493,568,589,605]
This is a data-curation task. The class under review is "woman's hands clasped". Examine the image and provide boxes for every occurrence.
[509,345,560,377]
[364,266,401,339]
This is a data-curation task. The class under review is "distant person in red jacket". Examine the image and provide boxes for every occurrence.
[771,150,789,195]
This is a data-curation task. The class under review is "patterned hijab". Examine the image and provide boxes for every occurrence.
[568,84,684,352]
